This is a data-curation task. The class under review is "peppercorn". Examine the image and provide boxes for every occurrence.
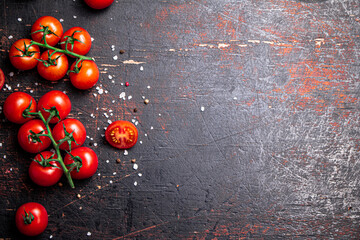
[119,49,125,54]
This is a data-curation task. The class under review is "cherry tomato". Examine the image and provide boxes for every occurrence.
[105,120,138,149]
[64,147,98,179]
[18,119,51,153]
[37,50,68,81]
[52,118,86,151]
[37,90,71,124]
[0,68,5,90]
[9,39,40,71]
[31,16,63,46]
[60,27,91,56]
[84,0,114,9]
[69,60,99,90]
[15,202,48,236]
[29,151,62,187]
[3,92,37,124]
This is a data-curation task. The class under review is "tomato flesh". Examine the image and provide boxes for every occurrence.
[105,121,138,149]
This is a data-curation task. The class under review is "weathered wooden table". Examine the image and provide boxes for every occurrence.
[1,0,360,239]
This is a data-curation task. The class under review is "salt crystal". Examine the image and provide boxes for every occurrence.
[113,172,116,175]
[107,120,112,124]
[93,143,98,146]
[87,232,91,236]
[131,119,136,123]
[200,106,205,112]
[111,45,115,51]
[140,66,144,71]
[93,93,97,97]
[50,235,53,239]
[147,85,151,89]
[133,163,138,170]
[144,134,148,137]
[135,121,138,126]
[60,18,64,22]
[113,55,118,60]
[106,160,109,163]
[140,141,143,144]
[233,97,238,100]
[109,180,113,184]
[0,143,2,147]
[108,75,113,79]
[17,18,22,22]
[134,181,138,186]
[128,95,132,100]
[73,15,77,19]
[150,126,154,130]
[8,35,13,39]
[104,113,109,118]
[9,72,14,77]
[138,173,142,177]
[91,37,94,42]
[119,92,126,100]
[124,150,128,155]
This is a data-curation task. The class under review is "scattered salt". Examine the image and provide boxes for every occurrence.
[139,141,143,144]
[119,92,126,100]
[9,72,14,77]
[124,150,128,155]
[87,232,91,236]
[133,163,138,170]
[113,55,118,60]
[109,180,113,184]
[140,66,144,71]
[106,160,109,163]
[138,173,142,177]
[233,97,238,100]
[17,18,22,22]
[128,95,132,100]
[200,106,205,112]
[60,18,64,22]
[108,75,113,79]
[147,85,151,89]
[8,35,13,39]
[134,181,138,186]
[73,15,77,19]
[107,120,112,124]
[91,37,94,42]
[150,126,154,130]
[113,172,116,175]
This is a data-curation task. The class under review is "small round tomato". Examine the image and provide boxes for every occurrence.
[0,68,5,90]
[37,50,68,81]
[9,39,40,70]
[18,119,51,153]
[105,120,138,149]
[37,90,71,124]
[3,92,37,124]
[31,16,63,46]
[64,147,98,179]
[52,118,86,151]
[15,202,48,236]
[69,60,99,90]
[29,151,62,187]
[84,0,114,9]
[60,27,91,56]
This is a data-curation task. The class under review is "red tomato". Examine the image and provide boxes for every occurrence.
[18,119,51,153]
[29,151,63,187]
[9,39,40,70]
[15,202,48,236]
[37,50,68,81]
[69,60,99,90]
[0,68,5,90]
[52,118,86,151]
[60,27,91,56]
[3,92,37,124]
[84,0,114,9]
[64,147,98,179]
[105,120,138,149]
[31,16,63,46]
[37,90,71,124]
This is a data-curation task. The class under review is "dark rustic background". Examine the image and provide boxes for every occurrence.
[1,0,360,239]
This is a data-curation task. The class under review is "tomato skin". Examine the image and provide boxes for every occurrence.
[84,0,114,9]
[60,27,91,56]
[105,120,138,149]
[29,151,62,187]
[15,202,48,236]
[64,147,98,179]
[0,68,5,90]
[31,16,63,46]
[17,119,51,153]
[37,50,68,81]
[37,90,71,124]
[3,92,37,124]
[69,60,99,90]
[52,118,86,151]
[9,39,40,71]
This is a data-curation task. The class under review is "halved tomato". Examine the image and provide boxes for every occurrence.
[105,120,138,149]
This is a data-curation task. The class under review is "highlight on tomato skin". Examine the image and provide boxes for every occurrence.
[105,120,138,149]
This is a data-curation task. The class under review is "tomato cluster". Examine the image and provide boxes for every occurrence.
[9,16,99,90]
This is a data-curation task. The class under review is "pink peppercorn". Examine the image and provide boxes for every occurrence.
[125,82,129,87]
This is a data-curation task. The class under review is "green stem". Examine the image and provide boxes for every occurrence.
[31,40,93,61]
[27,111,75,189]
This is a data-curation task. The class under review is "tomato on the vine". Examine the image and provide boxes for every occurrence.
[15,202,48,236]
[84,0,114,9]
[37,50,68,81]
[52,118,86,151]
[29,151,63,187]
[37,90,71,124]
[60,27,91,56]
[0,68,5,90]
[31,16,63,46]
[18,119,51,153]
[105,120,138,149]
[3,92,37,124]
[69,60,99,90]
[64,147,98,179]
[9,39,40,70]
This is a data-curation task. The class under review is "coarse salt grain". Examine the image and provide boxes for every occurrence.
[150,126,154,130]
[50,235,53,239]
[140,141,143,144]
[9,72,14,77]
[147,85,151,89]
[91,37,94,42]
[138,173,142,177]
[107,120,112,124]
[111,45,115,51]
[135,121,138,126]
[60,18,64,22]
[106,160,109,163]
[109,180,113,184]
[73,15,77,18]
[8,35,13,39]
[133,163,138,170]
[134,181,138,186]
[233,97,238,100]
[108,75,113,79]
[113,55,118,60]
[200,106,205,111]
[17,18,22,22]
[93,143,98,146]
[124,150,128,155]
[113,172,116,175]
[144,134,148,137]
[128,95,132,100]
[119,92,126,100]
[140,66,144,71]
[87,232,91,236]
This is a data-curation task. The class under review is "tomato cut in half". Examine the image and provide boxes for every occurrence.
[31,16,63,46]
[105,120,138,149]
[3,92,37,124]
[37,90,71,124]
[9,39,40,71]
[29,151,63,187]
[15,202,48,236]
[64,147,98,179]
[17,119,51,153]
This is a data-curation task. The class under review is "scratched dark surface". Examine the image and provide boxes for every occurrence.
[1,0,360,239]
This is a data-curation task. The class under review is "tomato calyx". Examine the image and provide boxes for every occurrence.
[65,151,83,172]
[56,123,79,152]
[31,25,60,45]
[22,99,36,120]
[28,129,48,144]
[67,59,83,74]
[33,152,60,169]
[22,209,35,225]
[60,30,84,52]
[42,106,61,124]
[13,41,39,58]
[37,50,63,67]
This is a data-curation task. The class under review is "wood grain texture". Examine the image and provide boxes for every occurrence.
[1,0,360,239]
